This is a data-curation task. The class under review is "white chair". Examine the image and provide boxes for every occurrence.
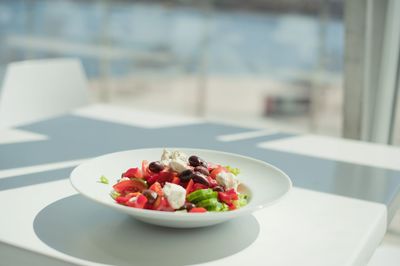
[0,58,89,128]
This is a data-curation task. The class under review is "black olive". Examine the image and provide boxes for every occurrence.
[188,155,207,167]
[213,186,224,192]
[142,189,158,204]
[179,169,193,182]
[149,161,164,173]
[194,166,209,176]
[192,172,210,186]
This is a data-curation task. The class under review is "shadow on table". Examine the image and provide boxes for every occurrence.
[33,195,260,266]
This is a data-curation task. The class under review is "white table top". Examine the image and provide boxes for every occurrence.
[1,104,399,266]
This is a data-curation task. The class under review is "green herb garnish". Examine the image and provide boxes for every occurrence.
[98,175,109,184]
[225,165,240,176]
[110,190,120,199]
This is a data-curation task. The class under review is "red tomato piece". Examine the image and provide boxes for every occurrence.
[207,162,219,171]
[147,171,174,186]
[122,167,143,178]
[161,201,175,212]
[218,189,238,205]
[207,176,218,187]
[126,194,148,208]
[142,160,150,179]
[228,203,236,210]
[185,179,194,195]
[113,179,147,193]
[158,171,175,185]
[115,196,130,204]
[146,173,159,185]
[189,207,207,213]
[152,196,174,212]
[149,182,163,196]
[125,192,141,199]
[172,176,180,185]
[152,195,162,209]
[225,188,239,200]
[209,166,227,179]
[218,192,231,204]
[192,183,208,191]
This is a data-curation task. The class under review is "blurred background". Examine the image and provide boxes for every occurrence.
[1,1,400,264]
[0,0,345,136]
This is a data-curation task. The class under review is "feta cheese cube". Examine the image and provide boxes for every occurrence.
[169,159,190,173]
[160,149,189,168]
[216,172,240,191]
[171,150,188,162]
[162,182,186,209]
[161,149,172,166]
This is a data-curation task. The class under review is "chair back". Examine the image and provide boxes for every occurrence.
[0,58,89,128]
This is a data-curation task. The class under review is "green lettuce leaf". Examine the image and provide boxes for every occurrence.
[225,165,240,176]
[98,175,109,184]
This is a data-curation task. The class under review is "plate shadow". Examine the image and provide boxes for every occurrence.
[33,195,260,266]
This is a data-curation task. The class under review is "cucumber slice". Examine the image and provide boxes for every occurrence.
[187,189,217,203]
[197,198,219,208]
[196,198,226,212]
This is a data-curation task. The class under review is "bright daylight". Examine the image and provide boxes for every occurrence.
[0,0,399,265]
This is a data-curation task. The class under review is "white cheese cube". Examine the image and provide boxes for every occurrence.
[216,172,240,191]
[162,182,186,209]
[169,159,190,173]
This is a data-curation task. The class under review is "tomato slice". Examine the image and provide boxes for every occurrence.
[147,171,174,186]
[149,182,163,196]
[115,192,141,205]
[192,183,208,192]
[152,195,161,209]
[209,166,227,179]
[207,162,219,171]
[161,198,174,212]
[122,167,143,178]
[115,196,130,204]
[125,192,141,199]
[113,179,147,193]
[189,207,207,213]
[218,189,238,205]
[171,176,180,185]
[228,203,236,210]
[142,160,150,179]
[185,179,194,195]
[226,188,239,200]
[152,196,174,212]
[126,194,148,208]
[207,176,218,187]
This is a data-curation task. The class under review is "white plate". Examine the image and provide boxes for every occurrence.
[70,148,292,228]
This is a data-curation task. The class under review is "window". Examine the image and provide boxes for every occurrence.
[0,0,344,136]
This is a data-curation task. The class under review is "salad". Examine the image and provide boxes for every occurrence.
[106,149,248,213]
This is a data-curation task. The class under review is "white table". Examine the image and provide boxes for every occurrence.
[1,104,399,266]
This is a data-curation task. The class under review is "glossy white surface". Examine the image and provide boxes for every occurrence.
[73,104,202,128]
[70,148,292,228]
[217,129,279,142]
[259,135,400,171]
[368,244,400,266]
[0,180,386,266]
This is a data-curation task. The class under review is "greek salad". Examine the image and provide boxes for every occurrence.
[105,149,248,213]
